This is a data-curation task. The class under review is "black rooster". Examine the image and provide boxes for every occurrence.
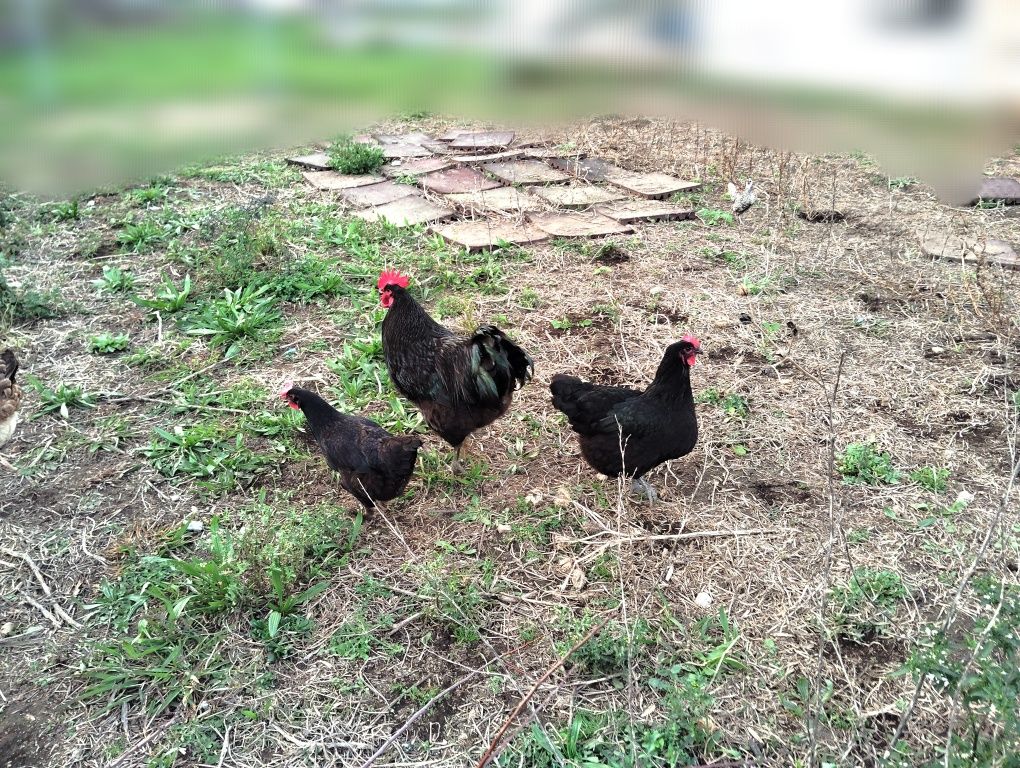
[281,383,422,512]
[550,336,701,502]
[378,269,533,472]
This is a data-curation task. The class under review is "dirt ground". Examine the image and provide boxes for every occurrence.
[1,116,1018,768]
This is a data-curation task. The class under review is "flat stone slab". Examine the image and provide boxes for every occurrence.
[529,211,634,238]
[381,157,453,178]
[482,160,572,186]
[420,140,458,155]
[451,149,524,164]
[604,169,701,199]
[431,220,550,251]
[531,185,627,209]
[287,152,332,170]
[382,143,433,159]
[438,129,468,141]
[302,170,385,190]
[596,199,697,222]
[524,147,582,159]
[341,180,418,207]
[420,166,503,195]
[353,134,379,145]
[919,230,1019,270]
[969,177,1020,206]
[550,156,613,182]
[449,131,515,151]
[445,186,544,214]
[355,195,456,227]
[376,132,432,145]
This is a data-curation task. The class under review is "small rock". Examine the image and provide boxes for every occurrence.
[524,490,543,506]
[956,490,975,505]
[186,520,204,533]
[694,591,713,609]
[1,622,13,636]
[649,286,665,297]
[570,567,587,591]
[553,486,572,508]
[59,402,69,420]
[496,523,512,534]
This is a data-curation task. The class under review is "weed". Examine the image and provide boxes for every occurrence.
[46,199,81,221]
[329,135,386,174]
[184,285,281,359]
[133,274,192,313]
[697,389,749,419]
[130,185,168,206]
[906,577,1020,764]
[828,567,907,643]
[90,332,130,354]
[25,376,96,417]
[910,465,949,493]
[93,265,136,294]
[561,614,652,675]
[888,176,919,190]
[838,442,900,485]
[518,287,540,309]
[116,219,165,253]
[697,208,735,227]
[144,423,272,493]
[412,553,491,644]
[0,272,61,325]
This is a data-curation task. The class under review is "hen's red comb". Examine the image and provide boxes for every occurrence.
[377,269,410,292]
[278,379,294,398]
[681,334,701,349]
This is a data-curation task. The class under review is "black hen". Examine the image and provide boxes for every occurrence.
[378,269,533,470]
[550,336,701,501]
[281,384,422,511]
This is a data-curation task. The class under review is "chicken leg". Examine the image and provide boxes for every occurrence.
[630,476,658,504]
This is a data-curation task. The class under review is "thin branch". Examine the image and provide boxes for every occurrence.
[2,547,52,596]
[474,617,610,768]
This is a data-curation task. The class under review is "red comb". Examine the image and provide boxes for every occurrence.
[681,334,701,348]
[377,269,410,292]
[278,379,294,398]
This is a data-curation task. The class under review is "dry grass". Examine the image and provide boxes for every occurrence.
[1,115,1018,768]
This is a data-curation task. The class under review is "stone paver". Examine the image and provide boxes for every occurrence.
[431,220,550,252]
[550,157,612,182]
[970,177,1020,206]
[382,143,433,159]
[341,180,418,207]
[604,169,701,199]
[376,132,432,146]
[529,211,634,238]
[525,147,581,159]
[302,171,385,190]
[482,160,571,186]
[381,157,453,178]
[445,186,544,214]
[531,185,627,209]
[355,196,456,227]
[919,230,1019,270]
[420,166,503,195]
[286,152,332,170]
[438,129,467,141]
[452,149,524,164]
[449,131,515,151]
[420,141,458,155]
[596,199,697,222]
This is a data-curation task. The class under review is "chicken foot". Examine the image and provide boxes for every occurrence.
[629,476,659,504]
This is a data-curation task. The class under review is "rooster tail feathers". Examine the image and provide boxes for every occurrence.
[469,326,534,404]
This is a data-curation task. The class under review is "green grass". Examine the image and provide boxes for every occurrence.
[144,422,274,494]
[90,332,130,354]
[92,265,136,294]
[910,465,950,493]
[25,376,96,417]
[328,135,386,175]
[828,568,907,643]
[697,208,735,227]
[133,274,192,313]
[838,442,900,485]
[183,285,282,359]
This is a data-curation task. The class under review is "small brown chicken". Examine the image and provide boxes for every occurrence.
[0,349,21,453]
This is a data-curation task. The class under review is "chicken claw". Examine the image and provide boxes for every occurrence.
[630,477,659,504]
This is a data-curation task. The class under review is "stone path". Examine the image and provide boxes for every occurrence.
[290,130,700,249]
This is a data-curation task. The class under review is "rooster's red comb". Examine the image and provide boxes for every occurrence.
[378,269,410,292]
[278,379,294,398]
[681,334,701,349]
